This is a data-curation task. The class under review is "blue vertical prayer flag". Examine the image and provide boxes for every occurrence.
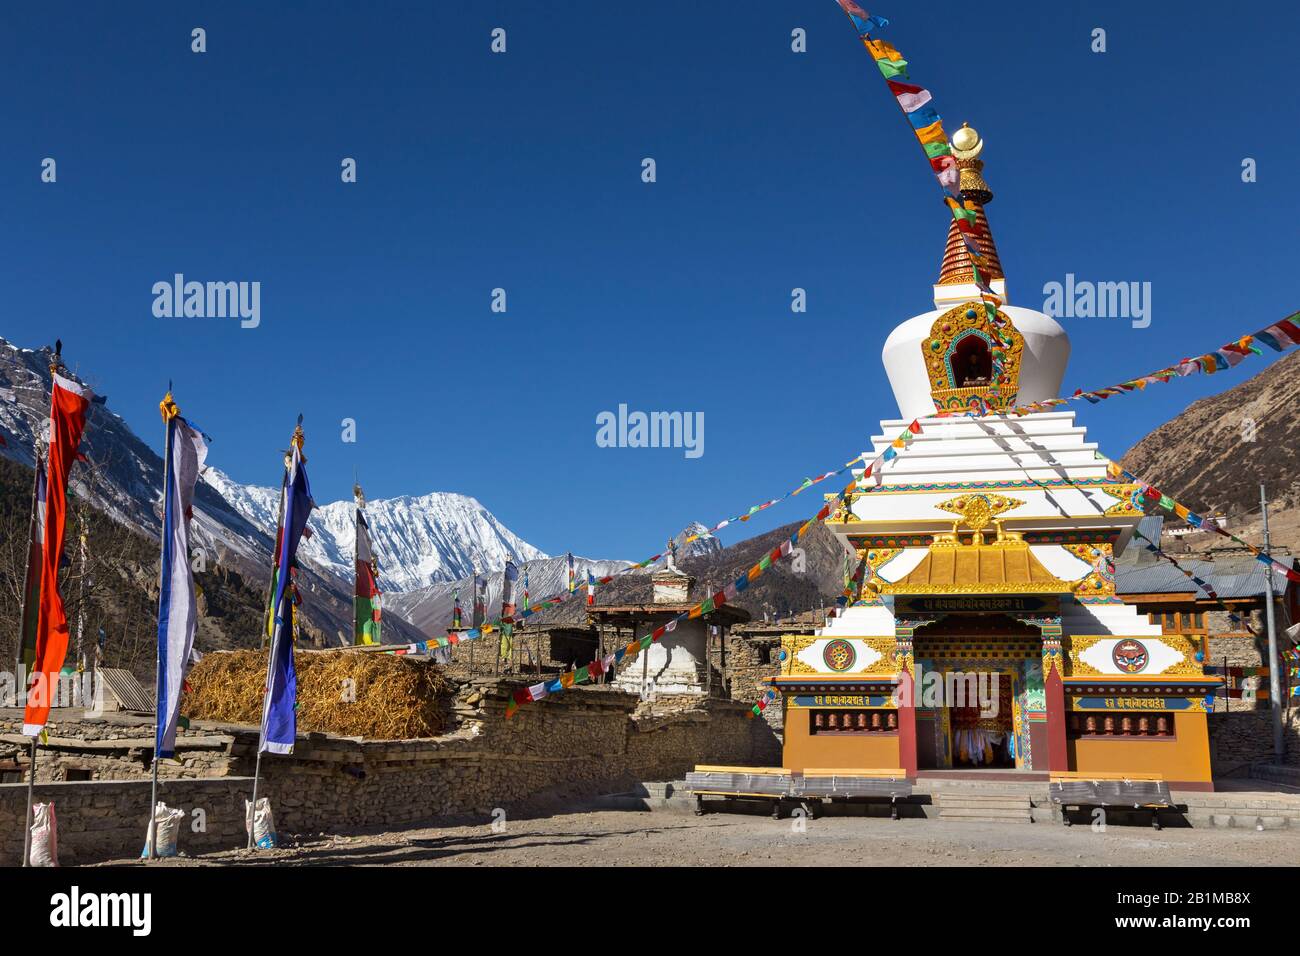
[259,441,314,755]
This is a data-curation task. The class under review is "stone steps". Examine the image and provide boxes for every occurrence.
[936,792,1034,824]
[917,779,1049,799]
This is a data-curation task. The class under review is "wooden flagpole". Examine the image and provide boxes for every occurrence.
[22,341,64,867]
[147,387,177,860]
[14,440,44,699]
[248,428,296,849]
[17,444,42,867]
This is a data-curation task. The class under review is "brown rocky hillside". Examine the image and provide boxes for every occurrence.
[1120,348,1300,549]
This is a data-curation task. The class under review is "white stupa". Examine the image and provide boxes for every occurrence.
[768,124,1215,784]
[808,123,1160,646]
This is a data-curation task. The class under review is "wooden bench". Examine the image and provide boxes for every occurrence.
[686,765,911,819]
[686,766,794,817]
[799,768,912,819]
[1049,771,1173,829]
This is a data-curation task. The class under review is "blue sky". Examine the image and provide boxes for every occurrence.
[2,0,1295,562]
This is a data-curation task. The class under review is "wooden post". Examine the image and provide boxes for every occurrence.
[706,624,713,698]
[720,625,728,697]
[639,619,649,700]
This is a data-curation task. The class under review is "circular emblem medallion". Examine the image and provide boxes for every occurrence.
[1112,638,1148,674]
[823,639,857,673]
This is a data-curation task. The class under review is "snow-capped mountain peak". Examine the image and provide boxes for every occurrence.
[202,469,548,593]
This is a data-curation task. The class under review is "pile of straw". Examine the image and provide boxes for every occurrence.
[182,649,456,739]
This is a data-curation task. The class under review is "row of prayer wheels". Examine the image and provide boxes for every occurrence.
[811,709,898,733]
[1067,713,1173,737]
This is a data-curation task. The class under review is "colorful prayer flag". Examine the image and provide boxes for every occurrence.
[259,437,314,755]
[863,38,904,61]
[155,402,208,757]
[888,79,931,112]
[354,504,382,646]
[24,374,93,737]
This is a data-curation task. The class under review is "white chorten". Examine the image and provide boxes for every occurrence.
[814,122,1160,646]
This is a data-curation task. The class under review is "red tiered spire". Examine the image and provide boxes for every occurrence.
[937,123,1005,287]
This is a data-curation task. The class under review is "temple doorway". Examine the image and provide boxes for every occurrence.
[947,671,1016,767]
[912,616,1044,771]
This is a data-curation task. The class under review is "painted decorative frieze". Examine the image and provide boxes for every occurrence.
[780,635,899,676]
[1066,634,1202,677]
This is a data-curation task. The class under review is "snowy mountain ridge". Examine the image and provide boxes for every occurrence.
[204,468,549,594]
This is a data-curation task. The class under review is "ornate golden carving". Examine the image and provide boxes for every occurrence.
[923,301,1025,413]
[1101,484,1143,516]
[781,635,819,675]
[779,635,900,675]
[885,581,1075,595]
[861,547,902,596]
[936,493,1025,535]
[860,636,902,674]
[1063,543,1115,597]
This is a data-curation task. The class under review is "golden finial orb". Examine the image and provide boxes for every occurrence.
[951,122,983,160]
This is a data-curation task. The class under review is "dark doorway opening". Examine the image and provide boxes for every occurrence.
[952,335,992,388]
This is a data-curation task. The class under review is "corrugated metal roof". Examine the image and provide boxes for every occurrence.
[1116,553,1293,598]
[98,668,154,712]
[1114,513,1295,598]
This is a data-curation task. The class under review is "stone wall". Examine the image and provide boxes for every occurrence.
[1205,628,1281,713]
[721,634,783,733]
[0,679,779,865]
[1208,709,1300,772]
[0,711,236,782]
[0,777,252,866]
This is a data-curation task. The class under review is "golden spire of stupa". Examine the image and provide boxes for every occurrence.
[937,123,1005,286]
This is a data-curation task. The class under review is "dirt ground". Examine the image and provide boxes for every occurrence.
[101,809,1300,867]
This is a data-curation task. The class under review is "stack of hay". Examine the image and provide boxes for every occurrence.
[182,649,456,739]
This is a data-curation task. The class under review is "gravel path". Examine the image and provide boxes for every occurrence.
[101,810,1300,867]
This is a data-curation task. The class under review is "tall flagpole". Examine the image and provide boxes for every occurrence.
[1262,484,1283,761]
[248,419,301,850]
[22,341,65,867]
[147,388,177,861]
[248,449,287,850]
[17,443,42,868]
[14,440,43,699]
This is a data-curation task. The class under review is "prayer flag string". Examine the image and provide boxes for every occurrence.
[833,3,1003,312]
[501,424,924,717]
[1107,462,1300,586]
[938,311,1300,419]
[380,423,923,662]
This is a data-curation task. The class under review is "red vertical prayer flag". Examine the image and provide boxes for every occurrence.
[24,374,93,736]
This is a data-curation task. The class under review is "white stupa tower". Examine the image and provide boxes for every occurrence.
[767,123,1214,784]
[818,122,1160,641]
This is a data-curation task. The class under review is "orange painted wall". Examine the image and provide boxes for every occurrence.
[782,713,901,771]
[1067,712,1212,783]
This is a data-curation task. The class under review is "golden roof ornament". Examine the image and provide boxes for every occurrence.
[950,122,991,202]
[951,122,983,160]
[937,492,1023,531]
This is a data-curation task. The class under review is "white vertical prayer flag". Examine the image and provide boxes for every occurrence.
[155,407,208,757]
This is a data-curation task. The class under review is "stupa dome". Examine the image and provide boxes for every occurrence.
[883,304,1070,420]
